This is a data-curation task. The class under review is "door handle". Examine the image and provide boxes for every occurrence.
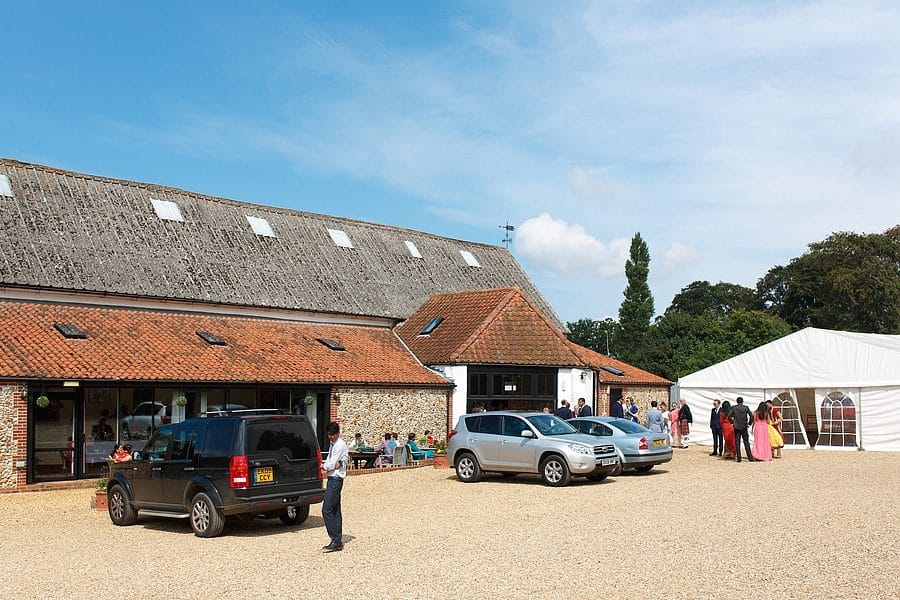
[151,467,162,471]
[499,440,507,445]
[183,467,195,471]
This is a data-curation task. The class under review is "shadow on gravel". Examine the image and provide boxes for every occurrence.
[615,468,670,477]
[134,514,325,537]
[447,473,616,487]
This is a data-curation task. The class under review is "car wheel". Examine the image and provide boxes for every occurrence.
[586,473,608,482]
[455,453,481,483]
[107,484,138,526]
[634,465,654,473]
[190,492,225,538]
[540,455,571,487]
[280,504,310,526]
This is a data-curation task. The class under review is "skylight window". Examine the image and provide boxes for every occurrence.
[246,216,275,237]
[318,338,346,351]
[459,250,481,267]
[419,317,444,336]
[54,323,87,339]
[327,228,354,248]
[150,198,184,222]
[197,331,227,346]
[0,175,11,197]
[601,365,625,376]
[404,241,422,258]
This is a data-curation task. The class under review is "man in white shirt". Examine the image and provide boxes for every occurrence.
[322,422,348,552]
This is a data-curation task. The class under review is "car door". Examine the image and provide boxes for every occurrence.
[465,415,501,469]
[499,416,537,471]
[131,426,174,507]
[158,424,199,509]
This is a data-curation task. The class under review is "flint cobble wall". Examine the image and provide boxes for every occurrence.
[335,386,450,446]
[0,384,27,492]
[597,384,671,420]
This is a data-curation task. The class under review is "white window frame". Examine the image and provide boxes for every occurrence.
[150,198,184,222]
[459,250,481,267]
[0,174,11,197]
[246,216,276,237]
[327,228,354,248]
[404,240,422,258]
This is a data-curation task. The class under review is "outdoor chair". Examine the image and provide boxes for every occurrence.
[392,444,408,466]
[406,440,428,463]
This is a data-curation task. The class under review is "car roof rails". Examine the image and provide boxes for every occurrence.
[201,408,285,418]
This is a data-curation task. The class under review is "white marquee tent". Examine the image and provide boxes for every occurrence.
[678,328,900,452]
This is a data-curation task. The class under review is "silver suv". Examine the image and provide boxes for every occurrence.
[447,411,619,487]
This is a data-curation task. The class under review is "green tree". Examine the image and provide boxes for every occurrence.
[566,318,620,355]
[756,226,900,333]
[668,280,758,316]
[616,232,654,365]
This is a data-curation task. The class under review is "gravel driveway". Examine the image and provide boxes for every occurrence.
[1,447,897,599]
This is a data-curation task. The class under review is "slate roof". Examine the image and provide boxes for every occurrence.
[0,159,560,326]
[566,342,671,385]
[0,300,450,385]
[396,287,585,366]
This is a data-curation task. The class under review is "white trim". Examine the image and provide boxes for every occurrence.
[459,250,480,267]
[0,174,12,197]
[327,228,354,248]
[150,198,184,222]
[404,240,422,258]
[246,215,276,237]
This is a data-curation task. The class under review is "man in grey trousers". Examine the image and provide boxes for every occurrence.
[729,397,755,463]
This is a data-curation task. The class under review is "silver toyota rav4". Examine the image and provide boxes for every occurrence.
[447,411,620,487]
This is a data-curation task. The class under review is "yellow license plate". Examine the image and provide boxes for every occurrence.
[652,440,665,446]
[254,467,273,483]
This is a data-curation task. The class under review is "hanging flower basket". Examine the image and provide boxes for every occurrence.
[303,394,315,406]
[175,395,188,407]
[35,395,50,408]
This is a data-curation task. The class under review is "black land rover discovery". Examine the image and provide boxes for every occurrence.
[107,411,324,537]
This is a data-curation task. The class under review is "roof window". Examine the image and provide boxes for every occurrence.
[0,174,11,197]
[327,228,354,248]
[419,317,444,336]
[150,198,184,222]
[246,216,276,237]
[54,323,87,339]
[197,331,227,346]
[601,365,625,376]
[318,338,346,351]
[404,241,423,258]
[459,250,481,267]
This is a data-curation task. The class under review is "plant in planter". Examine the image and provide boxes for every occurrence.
[432,441,449,469]
[174,395,188,407]
[93,477,110,511]
[35,395,50,408]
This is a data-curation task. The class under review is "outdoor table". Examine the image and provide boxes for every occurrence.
[349,451,378,469]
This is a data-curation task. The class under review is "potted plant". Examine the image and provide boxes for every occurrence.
[35,395,50,408]
[93,477,109,511]
[432,441,449,469]
[175,395,188,407]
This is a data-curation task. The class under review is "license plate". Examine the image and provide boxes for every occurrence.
[601,458,617,466]
[254,467,274,483]
[652,440,665,446]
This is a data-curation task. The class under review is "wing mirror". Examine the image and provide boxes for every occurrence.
[132,451,142,461]
[520,430,534,438]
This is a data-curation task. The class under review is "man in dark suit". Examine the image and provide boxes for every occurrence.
[554,400,573,419]
[730,397,755,463]
[576,397,593,417]
[709,399,723,456]
[610,398,624,419]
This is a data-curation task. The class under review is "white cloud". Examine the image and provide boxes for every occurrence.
[660,241,699,274]
[515,213,629,277]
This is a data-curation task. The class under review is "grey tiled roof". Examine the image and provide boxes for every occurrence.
[0,159,560,326]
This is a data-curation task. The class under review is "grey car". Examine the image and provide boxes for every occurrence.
[568,417,672,473]
[447,411,619,487]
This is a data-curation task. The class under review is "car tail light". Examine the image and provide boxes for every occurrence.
[316,448,324,480]
[230,455,249,489]
[638,437,648,450]
[447,429,458,441]
[161,415,171,424]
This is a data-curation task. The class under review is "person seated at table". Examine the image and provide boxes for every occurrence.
[374,433,393,466]
[112,444,133,463]
[424,430,435,447]
[349,432,366,451]
[406,433,428,461]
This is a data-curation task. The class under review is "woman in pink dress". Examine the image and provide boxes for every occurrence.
[751,402,772,461]
[669,404,681,448]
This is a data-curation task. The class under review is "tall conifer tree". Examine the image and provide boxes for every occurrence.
[617,232,654,365]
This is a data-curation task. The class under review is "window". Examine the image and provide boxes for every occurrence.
[54,323,86,339]
[169,427,196,461]
[601,365,625,376]
[469,373,488,396]
[327,228,354,248]
[419,317,444,336]
[536,373,555,397]
[150,198,184,222]
[0,174,11,197]
[318,338,345,351]
[248,422,314,460]
[459,250,481,267]
[772,392,806,446]
[143,427,174,460]
[590,423,614,436]
[502,416,531,437]
[476,415,502,435]
[197,331,227,346]
[404,240,422,258]
[494,374,531,396]
[246,216,275,237]
[819,391,857,448]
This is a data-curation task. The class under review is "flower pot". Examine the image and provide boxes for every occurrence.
[432,454,449,469]
[93,489,108,511]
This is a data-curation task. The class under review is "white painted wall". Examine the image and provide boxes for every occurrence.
[557,368,595,412]
[432,364,468,428]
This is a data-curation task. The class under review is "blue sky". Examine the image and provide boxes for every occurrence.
[2,1,899,323]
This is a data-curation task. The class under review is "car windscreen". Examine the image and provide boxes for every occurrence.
[247,421,314,460]
[525,414,577,436]
[608,419,650,434]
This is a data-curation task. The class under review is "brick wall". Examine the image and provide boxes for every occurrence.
[0,383,28,492]
[332,386,450,446]
[597,384,672,421]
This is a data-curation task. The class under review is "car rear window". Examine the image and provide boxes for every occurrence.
[463,415,501,435]
[608,419,650,434]
[247,421,315,460]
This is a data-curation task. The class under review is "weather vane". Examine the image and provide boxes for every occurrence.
[500,222,515,249]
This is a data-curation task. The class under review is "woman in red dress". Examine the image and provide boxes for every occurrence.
[720,400,736,459]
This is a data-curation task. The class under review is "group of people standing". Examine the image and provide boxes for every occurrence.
[620,397,693,449]
[710,397,784,463]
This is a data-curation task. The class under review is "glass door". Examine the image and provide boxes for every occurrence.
[30,387,80,482]
[83,387,119,477]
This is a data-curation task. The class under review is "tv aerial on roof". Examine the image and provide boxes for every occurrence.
[499,222,515,250]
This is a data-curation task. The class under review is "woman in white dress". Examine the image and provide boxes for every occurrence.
[660,402,671,441]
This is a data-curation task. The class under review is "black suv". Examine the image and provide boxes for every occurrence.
[106,411,324,537]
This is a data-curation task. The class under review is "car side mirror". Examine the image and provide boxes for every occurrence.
[132,451,141,460]
[520,430,533,438]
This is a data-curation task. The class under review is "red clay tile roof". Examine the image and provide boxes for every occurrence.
[396,288,584,366]
[566,342,671,385]
[0,301,449,386]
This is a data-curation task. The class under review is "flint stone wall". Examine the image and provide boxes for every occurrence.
[336,387,449,446]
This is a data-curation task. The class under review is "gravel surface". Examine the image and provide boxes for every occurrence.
[1,447,898,599]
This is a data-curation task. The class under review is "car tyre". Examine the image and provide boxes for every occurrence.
[540,455,571,487]
[634,465,654,473]
[455,453,482,483]
[190,492,225,538]
[107,484,138,526]
[280,504,310,526]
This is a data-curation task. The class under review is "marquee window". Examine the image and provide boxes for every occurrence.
[819,391,857,448]
[772,392,805,446]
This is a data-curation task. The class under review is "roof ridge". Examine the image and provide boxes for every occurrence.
[0,157,507,250]
[449,288,519,361]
